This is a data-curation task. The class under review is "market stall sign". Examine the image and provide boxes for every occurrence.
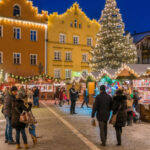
[72,72,81,78]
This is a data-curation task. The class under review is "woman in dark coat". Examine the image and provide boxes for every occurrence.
[11,98,32,149]
[112,89,127,146]
[59,88,64,107]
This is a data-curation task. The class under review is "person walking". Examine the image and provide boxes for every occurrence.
[112,89,127,146]
[27,88,33,103]
[59,88,64,107]
[3,86,18,144]
[11,95,32,149]
[126,92,133,126]
[91,85,112,146]
[69,85,79,114]
[54,86,60,105]
[33,87,40,107]
[63,91,69,105]
[18,86,26,100]
[81,88,90,108]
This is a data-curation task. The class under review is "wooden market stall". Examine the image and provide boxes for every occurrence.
[133,80,150,122]
[27,80,66,100]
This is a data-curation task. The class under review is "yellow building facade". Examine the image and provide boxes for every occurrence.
[48,3,100,80]
[0,0,48,76]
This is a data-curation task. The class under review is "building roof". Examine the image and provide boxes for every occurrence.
[132,31,150,44]
[127,64,150,75]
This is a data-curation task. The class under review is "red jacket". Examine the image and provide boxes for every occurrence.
[59,91,64,101]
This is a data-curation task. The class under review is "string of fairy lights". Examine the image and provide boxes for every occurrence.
[1,64,150,84]
[7,73,60,84]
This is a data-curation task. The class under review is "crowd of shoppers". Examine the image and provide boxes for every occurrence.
[0,83,142,148]
[54,86,70,107]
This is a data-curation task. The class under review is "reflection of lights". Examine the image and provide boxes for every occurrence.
[5,73,8,82]
[0,69,3,81]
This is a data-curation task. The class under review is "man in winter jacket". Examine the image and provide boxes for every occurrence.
[81,88,90,108]
[91,85,112,146]
[3,86,18,144]
[69,85,78,114]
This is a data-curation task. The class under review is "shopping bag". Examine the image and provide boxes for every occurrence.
[91,119,96,127]
[110,114,117,125]
[19,111,37,124]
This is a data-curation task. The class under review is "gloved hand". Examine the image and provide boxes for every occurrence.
[91,118,96,127]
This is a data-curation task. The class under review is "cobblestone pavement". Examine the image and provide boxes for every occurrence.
[0,101,150,150]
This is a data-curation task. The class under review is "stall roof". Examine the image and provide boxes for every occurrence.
[127,64,150,75]
[91,72,100,78]
[90,64,150,80]
[105,69,118,76]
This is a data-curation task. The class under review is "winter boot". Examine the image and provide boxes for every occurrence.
[16,144,22,149]
[33,137,37,145]
[32,135,37,145]
[24,144,29,149]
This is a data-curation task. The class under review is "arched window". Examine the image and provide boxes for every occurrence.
[13,5,20,17]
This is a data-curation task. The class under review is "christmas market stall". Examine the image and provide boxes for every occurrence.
[4,73,62,100]
[96,69,119,96]
[97,64,150,122]
[131,65,150,122]
[133,80,150,122]
[27,78,66,100]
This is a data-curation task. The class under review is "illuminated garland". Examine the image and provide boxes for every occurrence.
[7,73,61,84]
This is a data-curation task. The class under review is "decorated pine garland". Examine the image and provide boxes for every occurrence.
[7,73,61,84]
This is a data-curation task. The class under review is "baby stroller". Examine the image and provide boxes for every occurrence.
[133,107,140,123]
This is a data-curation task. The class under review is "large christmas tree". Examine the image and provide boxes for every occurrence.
[90,0,137,71]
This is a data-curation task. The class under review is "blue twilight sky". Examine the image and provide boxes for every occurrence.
[32,0,150,34]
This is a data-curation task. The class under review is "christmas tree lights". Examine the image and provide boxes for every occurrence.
[90,0,137,71]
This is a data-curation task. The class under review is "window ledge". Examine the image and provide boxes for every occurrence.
[13,64,21,65]
[65,60,72,62]
[81,61,88,63]
[53,59,62,61]
[30,40,37,42]
[30,64,37,66]
[13,38,21,40]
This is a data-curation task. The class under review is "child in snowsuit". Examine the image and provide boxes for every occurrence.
[29,124,37,146]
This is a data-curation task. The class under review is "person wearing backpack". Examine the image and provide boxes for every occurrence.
[81,88,90,108]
